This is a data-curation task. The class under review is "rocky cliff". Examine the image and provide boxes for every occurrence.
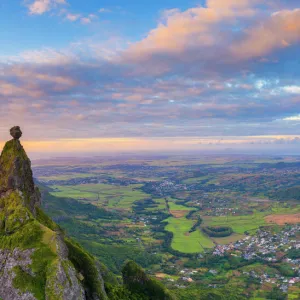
[0,127,108,300]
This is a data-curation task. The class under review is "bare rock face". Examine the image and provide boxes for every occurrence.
[0,249,36,300]
[45,260,86,300]
[10,126,22,140]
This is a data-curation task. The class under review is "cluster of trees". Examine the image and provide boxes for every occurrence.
[272,186,300,201]
[287,248,300,259]
[120,261,175,300]
[189,215,203,233]
[202,226,233,237]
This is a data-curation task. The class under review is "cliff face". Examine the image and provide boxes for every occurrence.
[0,139,40,214]
[0,128,108,300]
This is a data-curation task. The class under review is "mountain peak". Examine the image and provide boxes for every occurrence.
[0,127,40,214]
[0,127,109,300]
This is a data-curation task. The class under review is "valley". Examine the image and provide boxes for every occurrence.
[34,154,300,299]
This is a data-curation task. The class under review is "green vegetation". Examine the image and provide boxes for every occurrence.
[165,217,214,253]
[65,238,108,299]
[273,186,300,201]
[122,261,175,300]
[51,184,149,209]
[203,213,267,234]
[32,153,300,300]
[168,202,193,211]
[202,226,233,237]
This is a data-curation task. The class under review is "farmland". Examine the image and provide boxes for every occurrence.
[51,183,148,209]
[33,153,300,299]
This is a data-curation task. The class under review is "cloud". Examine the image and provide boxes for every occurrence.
[80,14,97,24]
[282,85,300,94]
[64,11,97,24]
[26,0,98,25]
[27,0,66,15]
[99,8,112,13]
[2,0,300,144]
[283,115,300,121]
[231,9,300,59]
[66,13,81,22]
[120,1,300,80]
[122,0,264,73]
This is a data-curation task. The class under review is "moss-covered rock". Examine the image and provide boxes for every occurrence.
[0,139,40,214]
[0,128,173,300]
[0,132,109,300]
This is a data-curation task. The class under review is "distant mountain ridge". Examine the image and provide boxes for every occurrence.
[0,127,175,300]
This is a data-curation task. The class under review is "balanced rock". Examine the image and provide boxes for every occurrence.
[10,126,22,140]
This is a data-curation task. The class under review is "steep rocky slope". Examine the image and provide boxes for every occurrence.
[0,127,108,300]
[0,127,176,300]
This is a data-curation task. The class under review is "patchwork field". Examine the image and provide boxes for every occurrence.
[34,154,300,300]
[168,202,193,218]
[51,183,148,209]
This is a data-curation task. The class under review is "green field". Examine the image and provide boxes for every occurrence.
[165,217,214,253]
[168,202,193,211]
[50,183,149,209]
[39,173,98,181]
[145,198,167,211]
[203,213,267,234]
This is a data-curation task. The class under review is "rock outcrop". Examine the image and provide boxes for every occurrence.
[10,126,23,140]
[0,132,40,214]
[0,127,108,300]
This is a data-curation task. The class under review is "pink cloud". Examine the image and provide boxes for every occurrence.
[125,0,262,62]
[231,9,300,59]
[27,0,66,15]
[66,13,81,21]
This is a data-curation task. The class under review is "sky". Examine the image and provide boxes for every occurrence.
[0,0,300,156]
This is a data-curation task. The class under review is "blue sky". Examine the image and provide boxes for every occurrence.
[0,0,198,54]
[0,0,300,154]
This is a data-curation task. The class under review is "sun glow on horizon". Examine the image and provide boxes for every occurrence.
[1,135,300,156]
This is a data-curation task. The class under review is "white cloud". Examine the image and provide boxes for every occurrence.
[27,0,66,15]
[99,8,111,13]
[66,13,81,21]
[282,86,300,94]
[283,115,300,121]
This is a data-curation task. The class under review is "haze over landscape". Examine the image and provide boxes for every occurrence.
[1,0,300,156]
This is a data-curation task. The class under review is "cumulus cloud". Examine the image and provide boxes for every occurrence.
[27,0,66,15]
[231,9,300,59]
[122,0,265,74]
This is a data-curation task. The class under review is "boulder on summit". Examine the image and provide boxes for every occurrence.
[10,126,22,140]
